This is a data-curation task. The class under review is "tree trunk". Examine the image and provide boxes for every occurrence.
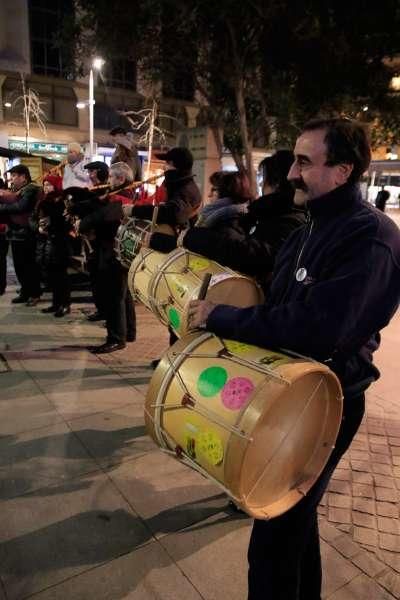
[235,79,255,193]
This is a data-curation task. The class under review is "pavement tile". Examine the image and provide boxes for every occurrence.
[321,542,361,597]
[329,480,352,495]
[0,422,100,483]
[378,550,400,574]
[375,487,399,502]
[378,517,400,535]
[352,551,386,578]
[351,460,371,473]
[106,450,231,538]
[67,404,154,469]
[0,392,64,436]
[353,527,378,546]
[370,453,392,465]
[377,502,400,518]
[318,519,343,542]
[352,471,373,485]
[328,573,395,600]
[328,493,352,509]
[350,450,370,462]
[47,387,138,421]
[160,511,252,600]
[352,483,375,499]
[370,444,390,455]
[380,533,400,552]
[352,498,375,514]
[28,541,203,600]
[332,468,352,482]
[352,511,376,529]
[378,570,400,598]
[0,471,152,599]
[374,474,395,488]
[337,524,352,534]
[328,508,352,524]
[331,534,362,559]
[389,437,400,447]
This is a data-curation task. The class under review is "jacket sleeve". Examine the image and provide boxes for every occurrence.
[79,207,106,234]
[0,187,40,214]
[206,240,400,360]
[183,227,275,275]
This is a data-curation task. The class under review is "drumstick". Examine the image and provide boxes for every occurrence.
[150,205,159,233]
[198,273,212,300]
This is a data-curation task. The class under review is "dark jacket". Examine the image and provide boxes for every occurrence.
[111,145,142,181]
[131,168,201,229]
[79,199,123,271]
[35,192,72,268]
[206,183,400,394]
[0,183,42,240]
[183,191,305,288]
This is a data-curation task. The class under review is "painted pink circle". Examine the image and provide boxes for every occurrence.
[221,377,255,410]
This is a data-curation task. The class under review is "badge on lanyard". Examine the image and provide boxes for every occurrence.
[295,267,307,282]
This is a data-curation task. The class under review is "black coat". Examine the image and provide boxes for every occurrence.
[132,169,201,228]
[79,199,123,271]
[182,191,306,290]
[206,183,400,393]
[35,193,72,269]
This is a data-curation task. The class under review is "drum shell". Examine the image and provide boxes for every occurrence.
[145,332,343,520]
[143,248,265,336]
[115,219,174,269]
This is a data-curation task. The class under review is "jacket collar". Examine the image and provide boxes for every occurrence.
[306,183,362,219]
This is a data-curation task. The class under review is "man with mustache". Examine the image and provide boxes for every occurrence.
[187,118,400,600]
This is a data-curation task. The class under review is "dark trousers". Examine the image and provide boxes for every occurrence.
[98,265,136,344]
[87,254,105,316]
[48,265,70,308]
[11,237,41,299]
[247,393,365,600]
[0,234,8,294]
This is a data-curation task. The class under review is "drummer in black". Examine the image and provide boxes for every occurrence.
[188,118,400,600]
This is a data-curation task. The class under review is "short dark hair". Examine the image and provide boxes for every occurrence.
[302,118,371,184]
[259,150,294,194]
[7,164,31,181]
[217,171,253,203]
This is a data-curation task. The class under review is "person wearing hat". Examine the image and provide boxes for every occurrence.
[124,146,201,234]
[109,127,142,182]
[84,161,109,188]
[62,143,90,189]
[0,164,42,304]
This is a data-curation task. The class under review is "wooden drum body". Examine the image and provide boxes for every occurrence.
[145,332,343,519]
[131,248,264,337]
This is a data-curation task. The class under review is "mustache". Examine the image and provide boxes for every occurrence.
[290,178,308,192]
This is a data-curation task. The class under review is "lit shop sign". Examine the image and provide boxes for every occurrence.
[8,140,68,154]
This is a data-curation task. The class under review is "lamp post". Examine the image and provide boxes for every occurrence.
[89,57,105,159]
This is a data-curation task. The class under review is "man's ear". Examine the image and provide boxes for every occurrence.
[336,163,354,184]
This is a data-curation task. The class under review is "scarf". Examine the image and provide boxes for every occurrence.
[196,197,248,228]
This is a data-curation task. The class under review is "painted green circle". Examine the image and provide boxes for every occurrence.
[168,307,181,330]
[197,366,228,397]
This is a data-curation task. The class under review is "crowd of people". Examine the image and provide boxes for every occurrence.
[0,118,400,599]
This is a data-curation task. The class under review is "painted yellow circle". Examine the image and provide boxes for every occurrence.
[197,430,224,466]
[224,339,255,354]
[188,256,211,272]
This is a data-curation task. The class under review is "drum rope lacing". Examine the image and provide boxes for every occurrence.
[243,377,325,505]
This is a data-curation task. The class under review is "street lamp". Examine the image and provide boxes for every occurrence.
[89,57,105,159]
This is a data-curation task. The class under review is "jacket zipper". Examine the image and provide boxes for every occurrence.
[278,213,313,305]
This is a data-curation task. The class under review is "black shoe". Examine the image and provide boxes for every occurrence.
[126,335,136,342]
[54,306,71,318]
[41,305,56,314]
[91,342,126,354]
[12,295,29,304]
[26,297,41,307]
[151,358,160,369]
[87,312,105,322]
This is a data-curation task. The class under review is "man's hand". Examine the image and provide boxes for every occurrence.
[187,300,217,329]
[142,231,152,247]
[122,204,133,218]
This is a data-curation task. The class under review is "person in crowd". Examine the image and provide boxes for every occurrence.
[124,146,201,232]
[375,188,390,212]
[78,162,136,353]
[109,127,142,182]
[180,151,306,291]
[62,143,90,189]
[187,118,400,600]
[36,174,72,317]
[84,161,109,189]
[0,164,42,305]
[0,222,7,295]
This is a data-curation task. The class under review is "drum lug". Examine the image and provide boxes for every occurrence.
[168,296,174,305]
[181,393,195,408]
[175,445,184,458]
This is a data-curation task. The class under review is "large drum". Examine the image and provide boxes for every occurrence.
[115,218,174,269]
[145,332,343,519]
[128,247,264,337]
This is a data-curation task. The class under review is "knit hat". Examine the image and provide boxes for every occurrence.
[43,174,63,192]
[67,142,82,154]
